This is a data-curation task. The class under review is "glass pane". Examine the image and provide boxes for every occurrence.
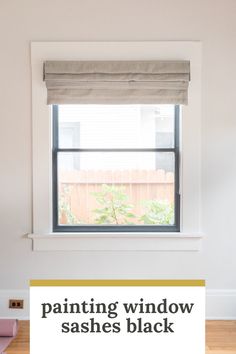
[58,104,175,149]
[57,152,175,226]
[154,106,175,148]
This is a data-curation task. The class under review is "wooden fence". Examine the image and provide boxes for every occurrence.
[59,169,174,224]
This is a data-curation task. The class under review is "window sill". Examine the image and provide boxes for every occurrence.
[28,232,203,251]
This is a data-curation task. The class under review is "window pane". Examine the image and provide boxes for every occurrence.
[58,105,175,149]
[155,106,175,148]
[57,152,175,226]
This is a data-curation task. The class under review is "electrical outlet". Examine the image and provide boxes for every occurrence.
[9,299,24,309]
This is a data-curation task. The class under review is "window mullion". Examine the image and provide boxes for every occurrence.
[55,148,177,153]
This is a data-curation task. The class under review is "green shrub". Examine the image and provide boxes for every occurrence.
[140,200,174,225]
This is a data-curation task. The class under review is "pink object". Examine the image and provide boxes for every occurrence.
[0,319,18,354]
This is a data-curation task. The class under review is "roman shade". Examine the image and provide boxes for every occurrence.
[43,60,190,105]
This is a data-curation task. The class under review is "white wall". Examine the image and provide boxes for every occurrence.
[0,0,236,318]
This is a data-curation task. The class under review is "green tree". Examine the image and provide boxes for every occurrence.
[92,184,135,225]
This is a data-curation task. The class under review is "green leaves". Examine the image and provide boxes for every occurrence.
[92,184,135,225]
[93,185,174,226]
[139,200,174,225]
[60,183,174,226]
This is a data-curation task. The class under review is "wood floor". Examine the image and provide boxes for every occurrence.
[5,321,29,354]
[5,320,236,353]
[206,321,236,353]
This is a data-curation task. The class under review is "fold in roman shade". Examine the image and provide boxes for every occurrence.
[43,60,190,105]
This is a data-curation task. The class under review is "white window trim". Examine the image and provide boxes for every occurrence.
[29,41,203,251]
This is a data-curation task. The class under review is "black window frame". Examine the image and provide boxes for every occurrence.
[52,104,180,233]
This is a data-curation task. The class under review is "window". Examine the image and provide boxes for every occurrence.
[30,41,202,251]
[52,104,180,232]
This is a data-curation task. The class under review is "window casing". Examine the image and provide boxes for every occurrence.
[52,104,180,233]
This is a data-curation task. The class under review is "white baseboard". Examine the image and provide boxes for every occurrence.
[0,289,236,320]
[206,289,236,320]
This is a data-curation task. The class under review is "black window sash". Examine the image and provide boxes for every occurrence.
[52,105,180,232]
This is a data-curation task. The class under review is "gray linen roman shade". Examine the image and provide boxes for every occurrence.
[43,60,190,105]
